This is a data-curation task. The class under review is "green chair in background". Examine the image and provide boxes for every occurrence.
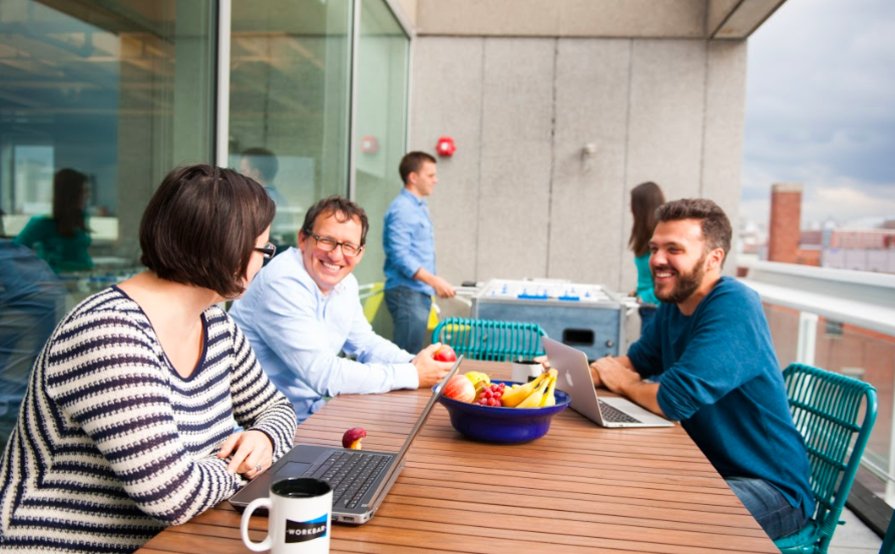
[775,363,878,554]
[359,282,385,324]
[431,317,546,362]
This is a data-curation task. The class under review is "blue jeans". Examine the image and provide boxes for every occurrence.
[726,477,808,540]
[384,286,431,354]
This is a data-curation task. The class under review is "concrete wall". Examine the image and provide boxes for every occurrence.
[410,36,747,292]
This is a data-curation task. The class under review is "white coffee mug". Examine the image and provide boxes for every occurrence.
[240,477,333,554]
[511,360,543,383]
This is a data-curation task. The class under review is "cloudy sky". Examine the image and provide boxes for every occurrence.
[741,0,895,229]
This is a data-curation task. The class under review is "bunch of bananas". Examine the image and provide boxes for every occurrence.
[465,371,491,389]
[501,368,558,408]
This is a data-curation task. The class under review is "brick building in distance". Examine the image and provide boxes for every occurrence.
[767,183,895,273]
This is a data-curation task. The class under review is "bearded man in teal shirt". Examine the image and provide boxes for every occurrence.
[590,198,814,541]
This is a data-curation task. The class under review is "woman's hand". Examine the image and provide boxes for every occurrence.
[217,430,274,480]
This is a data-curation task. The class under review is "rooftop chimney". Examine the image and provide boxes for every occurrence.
[768,183,802,263]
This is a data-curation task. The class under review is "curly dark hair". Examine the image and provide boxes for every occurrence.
[655,198,732,266]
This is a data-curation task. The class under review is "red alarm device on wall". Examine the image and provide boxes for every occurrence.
[436,136,456,156]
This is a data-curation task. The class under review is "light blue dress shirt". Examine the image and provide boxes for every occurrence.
[383,189,436,295]
[229,248,418,423]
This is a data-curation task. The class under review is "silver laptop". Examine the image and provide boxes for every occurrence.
[229,357,464,524]
[542,338,672,428]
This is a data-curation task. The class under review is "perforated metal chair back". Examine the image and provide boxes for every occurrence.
[430,317,547,362]
[775,363,878,554]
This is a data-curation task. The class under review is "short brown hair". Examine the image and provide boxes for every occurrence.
[301,196,369,246]
[655,198,732,266]
[399,151,436,185]
[139,164,275,297]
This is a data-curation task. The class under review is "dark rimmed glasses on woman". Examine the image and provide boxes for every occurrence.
[310,234,363,257]
[254,243,277,259]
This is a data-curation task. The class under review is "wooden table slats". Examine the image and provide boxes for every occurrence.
[139,360,777,553]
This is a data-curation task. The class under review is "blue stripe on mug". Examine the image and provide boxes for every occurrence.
[285,514,328,543]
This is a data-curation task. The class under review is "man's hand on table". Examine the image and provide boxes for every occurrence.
[590,356,665,417]
[413,343,454,387]
[590,356,641,393]
[218,429,273,480]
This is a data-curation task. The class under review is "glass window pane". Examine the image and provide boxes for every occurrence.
[229,0,352,249]
[0,0,215,446]
[353,0,409,288]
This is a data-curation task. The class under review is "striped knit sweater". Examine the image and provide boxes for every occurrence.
[0,287,297,553]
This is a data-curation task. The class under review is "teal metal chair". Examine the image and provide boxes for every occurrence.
[430,317,547,362]
[775,363,878,554]
[881,510,895,554]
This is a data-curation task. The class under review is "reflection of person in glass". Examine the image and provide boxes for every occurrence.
[0,240,66,447]
[14,168,93,273]
[239,147,294,248]
[0,165,296,552]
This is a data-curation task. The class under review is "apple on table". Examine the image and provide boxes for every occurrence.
[433,344,457,362]
[441,374,475,403]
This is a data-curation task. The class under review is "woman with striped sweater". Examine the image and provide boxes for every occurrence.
[0,165,297,553]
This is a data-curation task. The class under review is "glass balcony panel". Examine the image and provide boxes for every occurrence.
[352,0,409,289]
[763,303,801,369]
[813,318,895,505]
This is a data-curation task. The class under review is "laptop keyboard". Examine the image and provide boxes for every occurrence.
[311,451,391,510]
[598,400,642,424]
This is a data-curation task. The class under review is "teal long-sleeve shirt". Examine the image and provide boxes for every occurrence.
[627,277,815,518]
[633,252,659,305]
[14,216,93,272]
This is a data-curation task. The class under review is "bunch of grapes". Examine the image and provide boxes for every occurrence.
[475,383,506,407]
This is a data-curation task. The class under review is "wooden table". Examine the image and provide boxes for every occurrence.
[139,360,778,553]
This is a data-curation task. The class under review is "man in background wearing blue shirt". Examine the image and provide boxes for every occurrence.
[589,198,814,541]
[229,196,453,423]
[383,152,456,353]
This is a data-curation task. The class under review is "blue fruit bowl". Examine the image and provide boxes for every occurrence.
[434,380,571,444]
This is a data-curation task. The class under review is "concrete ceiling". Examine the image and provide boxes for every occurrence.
[394,0,787,39]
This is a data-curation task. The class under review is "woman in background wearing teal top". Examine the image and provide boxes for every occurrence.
[14,168,93,273]
[629,181,665,332]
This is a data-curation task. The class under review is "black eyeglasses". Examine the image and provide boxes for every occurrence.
[254,242,277,259]
[309,234,363,257]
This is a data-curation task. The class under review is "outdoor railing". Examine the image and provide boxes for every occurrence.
[739,260,895,506]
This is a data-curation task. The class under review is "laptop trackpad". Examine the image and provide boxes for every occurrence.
[274,461,313,478]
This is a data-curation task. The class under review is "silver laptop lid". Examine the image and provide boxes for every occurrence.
[542,338,606,422]
[542,337,673,428]
[365,356,463,507]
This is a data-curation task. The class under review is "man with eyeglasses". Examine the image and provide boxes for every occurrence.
[382,152,456,353]
[229,196,454,423]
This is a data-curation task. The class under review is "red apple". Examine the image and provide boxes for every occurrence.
[433,345,457,362]
[442,374,475,403]
[342,427,366,449]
